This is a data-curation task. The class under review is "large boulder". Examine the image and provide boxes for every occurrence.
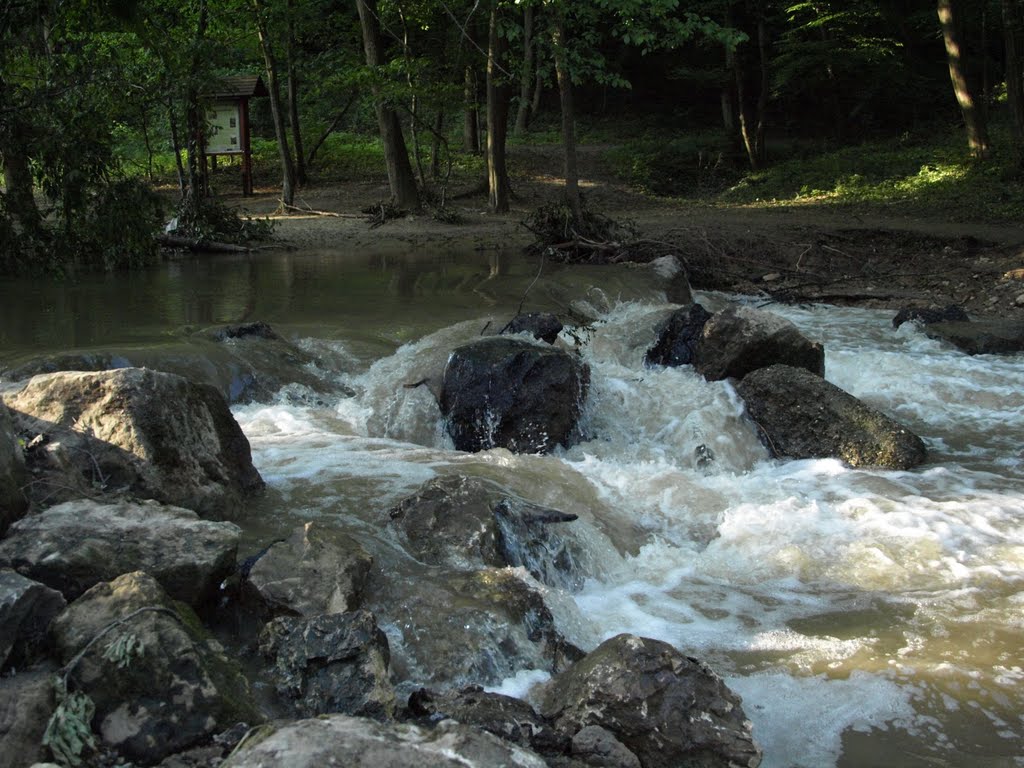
[539,634,761,768]
[645,303,712,367]
[735,364,927,469]
[0,666,57,768]
[387,475,582,590]
[440,338,590,454]
[243,522,373,618]
[1,368,263,516]
[0,404,28,535]
[923,319,1024,355]
[50,571,260,764]
[0,499,241,606]
[220,715,548,768]
[693,305,824,381]
[0,570,66,671]
[259,610,395,719]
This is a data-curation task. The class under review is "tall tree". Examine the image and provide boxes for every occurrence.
[1004,0,1024,162]
[252,0,297,206]
[937,0,989,157]
[486,0,511,213]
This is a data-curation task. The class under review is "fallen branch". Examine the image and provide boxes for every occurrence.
[283,203,363,219]
[157,234,251,253]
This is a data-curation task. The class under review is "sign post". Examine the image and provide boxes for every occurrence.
[202,75,268,196]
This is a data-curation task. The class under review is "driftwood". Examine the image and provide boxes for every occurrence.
[157,234,251,253]
[283,203,363,219]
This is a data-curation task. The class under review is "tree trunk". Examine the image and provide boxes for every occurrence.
[486,1,510,213]
[168,101,186,196]
[1004,0,1024,161]
[464,65,480,153]
[183,0,209,212]
[252,0,297,206]
[430,108,445,179]
[286,0,306,186]
[938,0,990,158]
[514,5,535,136]
[552,18,581,222]
[356,0,419,207]
[753,13,769,166]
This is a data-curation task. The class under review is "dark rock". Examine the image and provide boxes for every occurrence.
[923,319,1024,355]
[0,665,57,768]
[645,303,712,367]
[203,321,283,342]
[387,475,582,589]
[0,570,66,671]
[259,610,395,719]
[1,368,263,516]
[244,523,373,618]
[736,364,927,469]
[0,500,240,605]
[0,404,28,536]
[407,686,567,754]
[220,715,549,768]
[502,313,564,345]
[892,304,969,329]
[440,337,590,454]
[694,305,824,381]
[50,571,260,765]
[539,634,761,768]
[572,725,641,768]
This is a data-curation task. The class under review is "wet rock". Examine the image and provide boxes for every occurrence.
[572,725,642,768]
[440,338,590,454]
[220,714,549,768]
[0,570,66,671]
[202,321,283,342]
[923,319,1024,355]
[0,404,28,536]
[502,313,564,345]
[892,304,969,329]
[2,368,263,516]
[648,255,693,305]
[259,610,395,719]
[387,475,582,589]
[0,665,57,768]
[694,305,825,381]
[644,303,712,367]
[368,568,583,693]
[539,634,761,768]
[244,522,373,618]
[736,364,927,469]
[408,686,567,754]
[0,500,240,606]
[50,571,260,764]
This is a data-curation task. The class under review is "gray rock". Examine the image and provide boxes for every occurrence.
[540,634,761,768]
[0,499,240,605]
[923,319,1024,355]
[501,313,564,345]
[221,715,549,768]
[736,364,927,469]
[648,255,693,305]
[259,610,395,719]
[694,305,825,381]
[2,368,263,516]
[0,666,57,768]
[440,338,590,454]
[50,571,260,764]
[645,303,712,367]
[244,522,372,617]
[387,475,582,590]
[892,304,969,329]
[0,570,65,671]
[0,404,28,536]
[572,725,641,768]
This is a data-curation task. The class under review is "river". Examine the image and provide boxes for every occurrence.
[2,247,1022,767]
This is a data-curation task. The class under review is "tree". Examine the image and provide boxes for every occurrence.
[937,0,989,158]
[1004,0,1024,162]
[486,0,511,213]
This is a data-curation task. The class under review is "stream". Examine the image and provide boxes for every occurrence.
[2,247,1022,767]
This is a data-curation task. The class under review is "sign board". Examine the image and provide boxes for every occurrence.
[206,101,242,155]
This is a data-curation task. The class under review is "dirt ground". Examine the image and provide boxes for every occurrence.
[215,145,1024,321]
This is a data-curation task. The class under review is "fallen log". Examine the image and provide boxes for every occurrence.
[157,234,251,253]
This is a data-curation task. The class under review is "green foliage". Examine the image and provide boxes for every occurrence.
[604,133,742,195]
[77,179,166,271]
[102,632,146,669]
[175,197,275,244]
[43,684,97,767]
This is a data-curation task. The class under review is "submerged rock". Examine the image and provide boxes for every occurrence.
[645,302,712,367]
[440,337,590,454]
[0,665,57,768]
[387,475,582,590]
[0,499,240,605]
[694,305,824,381]
[2,368,263,516]
[923,319,1024,355]
[736,364,927,469]
[220,715,549,768]
[259,610,395,720]
[50,571,260,765]
[0,404,28,535]
[892,304,969,329]
[0,570,65,671]
[539,634,761,768]
[501,313,564,345]
[244,522,373,618]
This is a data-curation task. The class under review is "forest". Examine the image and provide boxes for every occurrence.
[1,0,1023,275]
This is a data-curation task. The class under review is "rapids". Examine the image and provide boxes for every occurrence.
[2,248,1022,766]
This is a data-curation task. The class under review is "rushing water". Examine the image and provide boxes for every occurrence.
[2,248,1022,767]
